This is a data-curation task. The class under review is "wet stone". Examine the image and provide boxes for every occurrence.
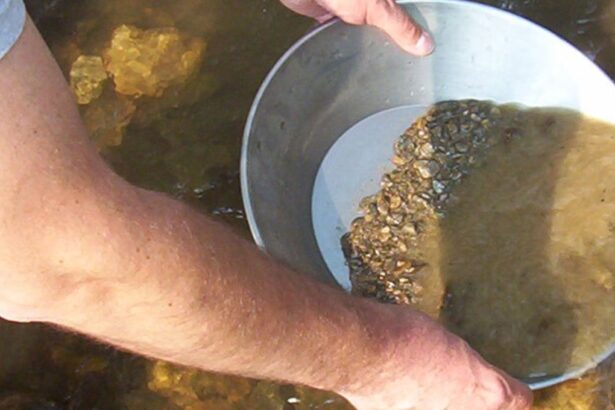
[70,55,108,105]
[415,160,440,178]
[432,180,445,194]
[342,99,512,306]
[104,25,205,97]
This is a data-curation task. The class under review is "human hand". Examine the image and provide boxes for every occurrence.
[336,304,533,410]
[280,0,434,55]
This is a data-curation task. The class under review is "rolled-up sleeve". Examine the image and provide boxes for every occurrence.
[0,0,25,60]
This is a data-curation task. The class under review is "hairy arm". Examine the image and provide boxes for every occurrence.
[0,16,530,410]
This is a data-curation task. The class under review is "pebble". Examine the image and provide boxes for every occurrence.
[343,99,512,305]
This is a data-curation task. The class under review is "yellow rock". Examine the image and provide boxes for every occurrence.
[533,372,600,410]
[148,361,199,399]
[146,361,256,409]
[70,55,108,105]
[104,25,205,97]
[82,91,136,149]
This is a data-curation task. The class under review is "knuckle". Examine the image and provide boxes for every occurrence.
[404,21,422,42]
[323,0,367,24]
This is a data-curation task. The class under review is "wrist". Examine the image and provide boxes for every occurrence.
[330,301,466,406]
[305,299,408,394]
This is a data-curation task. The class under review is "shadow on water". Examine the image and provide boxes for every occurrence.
[437,109,582,382]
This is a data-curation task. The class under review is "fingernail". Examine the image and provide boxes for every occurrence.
[415,32,435,56]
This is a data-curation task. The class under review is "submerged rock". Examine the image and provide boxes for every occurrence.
[70,55,108,105]
[82,91,136,149]
[104,25,205,97]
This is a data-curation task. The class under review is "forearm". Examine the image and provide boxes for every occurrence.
[0,12,444,395]
[52,186,450,395]
[0,16,139,319]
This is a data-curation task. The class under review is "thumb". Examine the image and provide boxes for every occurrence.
[365,0,434,56]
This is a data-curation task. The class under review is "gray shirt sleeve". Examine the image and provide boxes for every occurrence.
[0,0,25,60]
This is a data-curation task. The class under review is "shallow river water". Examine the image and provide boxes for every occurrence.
[1,0,614,409]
